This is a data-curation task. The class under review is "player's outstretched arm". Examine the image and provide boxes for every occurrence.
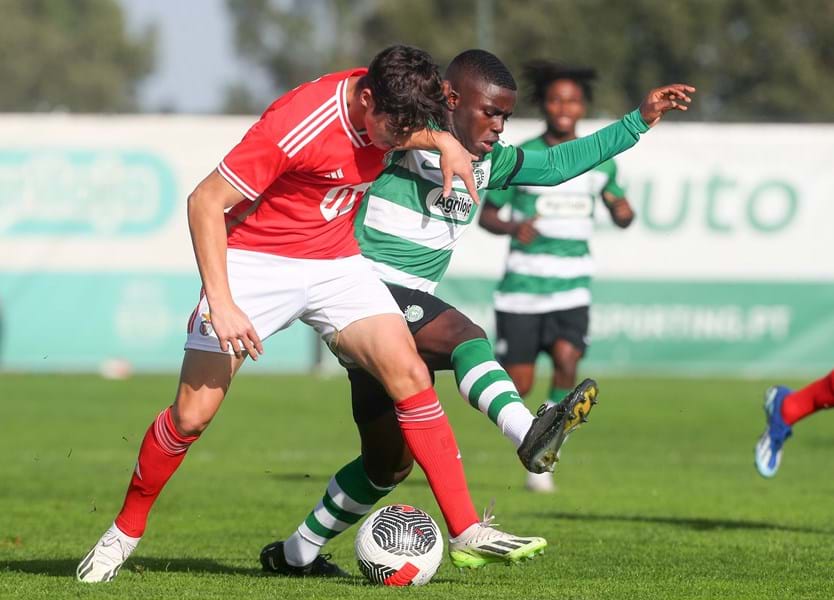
[187,171,264,360]
[399,129,480,203]
[501,83,696,190]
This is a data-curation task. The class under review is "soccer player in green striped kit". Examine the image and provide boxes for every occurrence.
[480,62,637,493]
[261,50,694,575]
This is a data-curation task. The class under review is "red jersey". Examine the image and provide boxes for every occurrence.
[217,68,387,259]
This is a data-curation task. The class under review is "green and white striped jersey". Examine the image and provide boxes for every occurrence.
[355,109,646,296]
[354,141,520,293]
[486,135,625,314]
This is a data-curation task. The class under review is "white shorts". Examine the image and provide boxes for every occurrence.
[185,249,402,354]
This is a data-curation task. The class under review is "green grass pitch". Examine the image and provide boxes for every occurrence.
[2,372,834,599]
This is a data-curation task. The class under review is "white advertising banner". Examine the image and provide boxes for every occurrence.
[1,114,832,374]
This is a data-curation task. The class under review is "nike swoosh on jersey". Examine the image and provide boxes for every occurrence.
[421,159,442,171]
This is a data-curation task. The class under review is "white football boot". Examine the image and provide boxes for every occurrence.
[448,506,546,568]
[76,523,140,583]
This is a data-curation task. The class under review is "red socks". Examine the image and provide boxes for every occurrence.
[781,370,834,426]
[395,388,479,537]
[114,407,199,537]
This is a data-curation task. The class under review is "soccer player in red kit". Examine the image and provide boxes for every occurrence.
[77,45,542,583]
[755,370,834,477]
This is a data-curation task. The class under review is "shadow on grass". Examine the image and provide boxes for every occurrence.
[535,511,833,535]
[1,557,463,585]
[1,557,262,578]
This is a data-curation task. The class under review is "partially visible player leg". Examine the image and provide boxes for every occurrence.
[781,370,834,424]
[336,314,480,537]
[755,369,834,478]
[77,350,245,583]
[262,369,410,577]
[414,306,577,474]
[414,307,533,449]
[305,264,546,568]
[339,321,546,568]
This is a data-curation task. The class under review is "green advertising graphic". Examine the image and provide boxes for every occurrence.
[0,149,177,236]
[0,272,315,373]
[435,277,834,378]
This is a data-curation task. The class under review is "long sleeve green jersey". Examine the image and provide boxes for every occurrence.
[354,109,647,293]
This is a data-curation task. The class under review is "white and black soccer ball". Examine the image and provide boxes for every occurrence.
[355,504,443,586]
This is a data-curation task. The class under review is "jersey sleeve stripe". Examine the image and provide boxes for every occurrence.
[217,161,259,200]
[283,110,339,158]
[336,79,363,148]
[277,95,338,148]
[279,104,338,157]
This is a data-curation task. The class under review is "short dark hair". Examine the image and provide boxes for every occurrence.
[361,45,448,136]
[523,60,597,104]
[446,49,517,91]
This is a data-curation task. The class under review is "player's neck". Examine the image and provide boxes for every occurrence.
[543,128,576,146]
[346,76,366,131]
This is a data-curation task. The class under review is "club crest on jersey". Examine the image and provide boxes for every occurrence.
[404,305,424,323]
[426,188,474,223]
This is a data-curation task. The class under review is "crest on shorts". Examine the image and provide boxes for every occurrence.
[199,312,213,336]
[404,304,424,323]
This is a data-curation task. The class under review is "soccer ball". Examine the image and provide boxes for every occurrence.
[355,504,443,586]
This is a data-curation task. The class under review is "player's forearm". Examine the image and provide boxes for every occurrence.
[187,190,235,307]
[513,109,649,186]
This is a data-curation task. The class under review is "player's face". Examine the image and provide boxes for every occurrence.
[359,89,406,151]
[449,78,516,159]
[359,88,402,150]
[543,79,586,136]
[364,110,401,151]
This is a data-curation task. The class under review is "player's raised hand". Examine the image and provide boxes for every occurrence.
[209,301,264,361]
[436,133,481,204]
[639,84,696,128]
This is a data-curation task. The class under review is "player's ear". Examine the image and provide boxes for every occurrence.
[445,82,460,110]
[359,87,374,112]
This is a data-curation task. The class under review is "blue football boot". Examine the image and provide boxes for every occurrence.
[754,386,793,478]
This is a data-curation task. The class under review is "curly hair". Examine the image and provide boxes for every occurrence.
[361,45,449,136]
[523,60,597,105]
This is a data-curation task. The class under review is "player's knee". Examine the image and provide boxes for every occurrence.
[514,378,534,397]
[450,322,487,348]
[365,456,414,487]
[171,404,213,436]
[554,356,579,381]
[387,356,432,396]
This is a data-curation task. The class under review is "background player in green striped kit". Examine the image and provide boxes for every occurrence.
[479,62,636,493]
[261,50,694,575]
